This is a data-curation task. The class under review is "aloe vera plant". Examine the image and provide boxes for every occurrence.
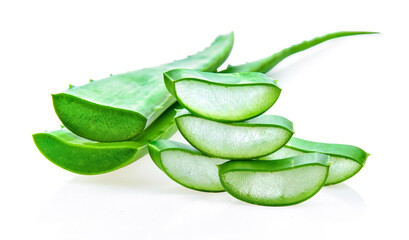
[33,104,180,175]
[220,31,378,73]
[175,109,294,159]
[148,140,228,192]
[260,137,369,185]
[163,69,281,122]
[218,153,330,206]
[53,33,234,142]
[34,31,374,177]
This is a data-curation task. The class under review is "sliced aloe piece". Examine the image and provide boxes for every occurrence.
[175,109,294,159]
[32,104,180,175]
[260,137,369,185]
[163,69,281,122]
[221,31,378,73]
[148,140,228,192]
[218,153,330,206]
[53,33,234,142]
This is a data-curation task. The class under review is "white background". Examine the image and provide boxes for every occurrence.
[1,0,408,239]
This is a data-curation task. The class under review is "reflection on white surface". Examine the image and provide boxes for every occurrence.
[38,155,366,240]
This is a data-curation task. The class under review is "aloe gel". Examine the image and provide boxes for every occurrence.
[175,109,294,159]
[148,140,228,192]
[218,153,330,206]
[260,137,369,185]
[164,69,281,122]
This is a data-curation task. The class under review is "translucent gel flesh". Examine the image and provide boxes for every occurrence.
[325,156,361,185]
[161,150,228,191]
[221,165,327,205]
[261,147,362,185]
[177,117,292,159]
[175,80,278,121]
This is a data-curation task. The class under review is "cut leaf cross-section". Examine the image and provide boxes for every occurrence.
[164,69,281,122]
[175,109,294,159]
[148,140,228,192]
[260,137,369,185]
[218,153,330,206]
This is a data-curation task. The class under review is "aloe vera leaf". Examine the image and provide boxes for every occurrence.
[53,33,234,142]
[221,31,378,73]
[260,137,369,185]
[32,104,180,175]
[148,140,228,192]
[218,153,330,206]
[163,69,281,122]
[175,109,294,159]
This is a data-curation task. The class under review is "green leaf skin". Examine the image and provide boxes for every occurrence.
[260,137,370,185]
[32,104,180,175]
[218,153,330,206]
[175,109,294,159]
[221,31,378,73]
[148,140,228,192]
[163,69,281,122]
[53,33,234,142]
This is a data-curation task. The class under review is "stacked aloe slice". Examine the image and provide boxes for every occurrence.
[149,69,369,206]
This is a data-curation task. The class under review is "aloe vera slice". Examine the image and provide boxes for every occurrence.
[163,69,281,122]
[32,104,180,175]
[175,109,294,159]
[260,137,369,185]
[148,140,228,192]
[221,31,378,73]
[218,153,330,206]
[53,33,234,142]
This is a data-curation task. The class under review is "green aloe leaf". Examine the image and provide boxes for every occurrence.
[53,33,234,142]
[175,109,294,159]
[218,153,330,206]
[221,31,378,73]
[33,104,180,175]
[163,69,281,122]
[148,140,228,192]
[260,137,369,185]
